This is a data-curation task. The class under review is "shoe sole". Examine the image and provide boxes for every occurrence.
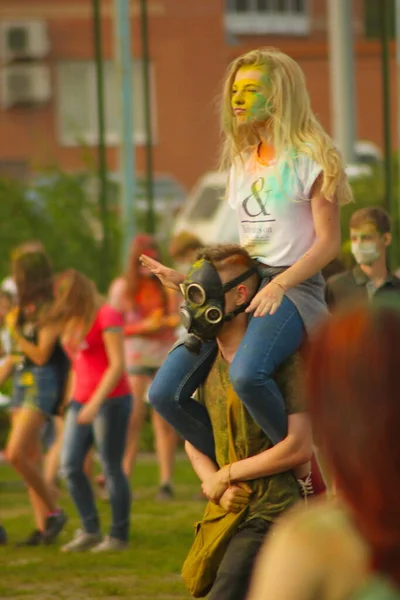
[61,539,102,553]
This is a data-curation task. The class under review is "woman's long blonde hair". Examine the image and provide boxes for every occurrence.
[220,47,353,204]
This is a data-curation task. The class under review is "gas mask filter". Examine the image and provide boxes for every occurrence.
[179,259,258,354]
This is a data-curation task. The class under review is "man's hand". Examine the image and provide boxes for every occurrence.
[219,484,252,513]
[202,466,231,503]
[139,255,184,291]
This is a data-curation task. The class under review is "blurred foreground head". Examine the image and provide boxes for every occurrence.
[168,231,204,262]
[12,250,53,307]
[128,234,160,267]
[304,303,400,584]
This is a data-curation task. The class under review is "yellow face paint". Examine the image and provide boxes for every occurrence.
[231,66,270,123]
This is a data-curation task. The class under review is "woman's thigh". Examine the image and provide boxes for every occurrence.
[7,407,45,458]
[61,402,93,471]
[93,395,132,468]
[232,296,304,380]
[149,341,217,407]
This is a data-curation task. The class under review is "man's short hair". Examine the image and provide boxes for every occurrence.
[349,206,391,234]
[196,244,259,295]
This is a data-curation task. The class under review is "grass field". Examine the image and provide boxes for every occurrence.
[0,454,205,600]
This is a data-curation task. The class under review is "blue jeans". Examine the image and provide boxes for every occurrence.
[61,395,132,541]
[149,296,304,459]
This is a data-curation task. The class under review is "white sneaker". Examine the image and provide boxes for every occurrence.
[61,532,102,552]
[91,535,128,553]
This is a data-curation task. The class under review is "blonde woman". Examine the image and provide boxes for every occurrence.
[143,48,351,490]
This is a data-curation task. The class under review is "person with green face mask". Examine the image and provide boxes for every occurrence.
[325,206,400,310]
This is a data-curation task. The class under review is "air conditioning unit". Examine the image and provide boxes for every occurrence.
[0,21,49,62]
[0,65,51,109]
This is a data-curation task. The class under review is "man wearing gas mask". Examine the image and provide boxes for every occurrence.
[325,206,400,309]
[168,245,314,600]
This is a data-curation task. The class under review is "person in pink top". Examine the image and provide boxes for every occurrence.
[50,270,132,552]
[108,234,180,500]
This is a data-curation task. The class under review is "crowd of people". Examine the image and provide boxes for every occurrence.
[1,45,400,599]
[0,232,191,550]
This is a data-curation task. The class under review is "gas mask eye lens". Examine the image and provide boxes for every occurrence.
[186,283,206,306]
[205,307,223,324]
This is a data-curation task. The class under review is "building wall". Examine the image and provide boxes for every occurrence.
[0,0,397,190]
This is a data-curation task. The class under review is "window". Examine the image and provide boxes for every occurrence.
[364,0,395,40]
[56,60,154,146]
[187,185,224,221]
[225,0,310,35]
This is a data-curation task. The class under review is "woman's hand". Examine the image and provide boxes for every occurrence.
[245,280,285,317]
[219,483,252,513]
[202,466,231,503]
[77,401,100,425]
[139,255,184,291]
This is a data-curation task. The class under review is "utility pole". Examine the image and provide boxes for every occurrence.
[380,0,393,219]
[140,0,156,234]
[327,0,356,164]
[114,0,135,262]
[92,0,109,290]
[396,0,400,265]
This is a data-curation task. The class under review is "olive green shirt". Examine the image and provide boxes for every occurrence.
[197,353,301,524]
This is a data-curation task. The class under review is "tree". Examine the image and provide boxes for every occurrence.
[0,170,121,291]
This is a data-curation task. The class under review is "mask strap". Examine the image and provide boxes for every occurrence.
[222,266,258,293]
[223,301,251,323]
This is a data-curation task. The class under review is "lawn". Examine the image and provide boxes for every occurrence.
[0,453,205,600]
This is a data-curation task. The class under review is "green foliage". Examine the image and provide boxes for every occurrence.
[0,170,122,292]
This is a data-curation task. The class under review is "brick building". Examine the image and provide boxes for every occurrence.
[0,0,396,193]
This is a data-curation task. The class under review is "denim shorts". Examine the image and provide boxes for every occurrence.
[10,365,62,417]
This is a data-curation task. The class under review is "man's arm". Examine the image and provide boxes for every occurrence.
[229,412,312,483]
[185,441,252,512]
[185,441,218,481]
[202,413,312,503]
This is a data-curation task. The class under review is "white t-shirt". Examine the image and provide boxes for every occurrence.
[228,150,323,267]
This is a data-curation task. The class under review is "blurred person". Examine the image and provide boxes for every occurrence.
[326,207,400,310]
[108,234,180,501]
[1,240,46,301]
[52,270,132,552]
[0,523,6,545]
[247,303,400,600]
[143,47,350,495]
[0,290,13,359]
[321,257,346,282]
[168,231,204,274]
[180,245,311,600]
[1,250,69,546]
[2,247,65,507]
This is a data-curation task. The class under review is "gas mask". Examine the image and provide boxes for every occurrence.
[179,259,258,354]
